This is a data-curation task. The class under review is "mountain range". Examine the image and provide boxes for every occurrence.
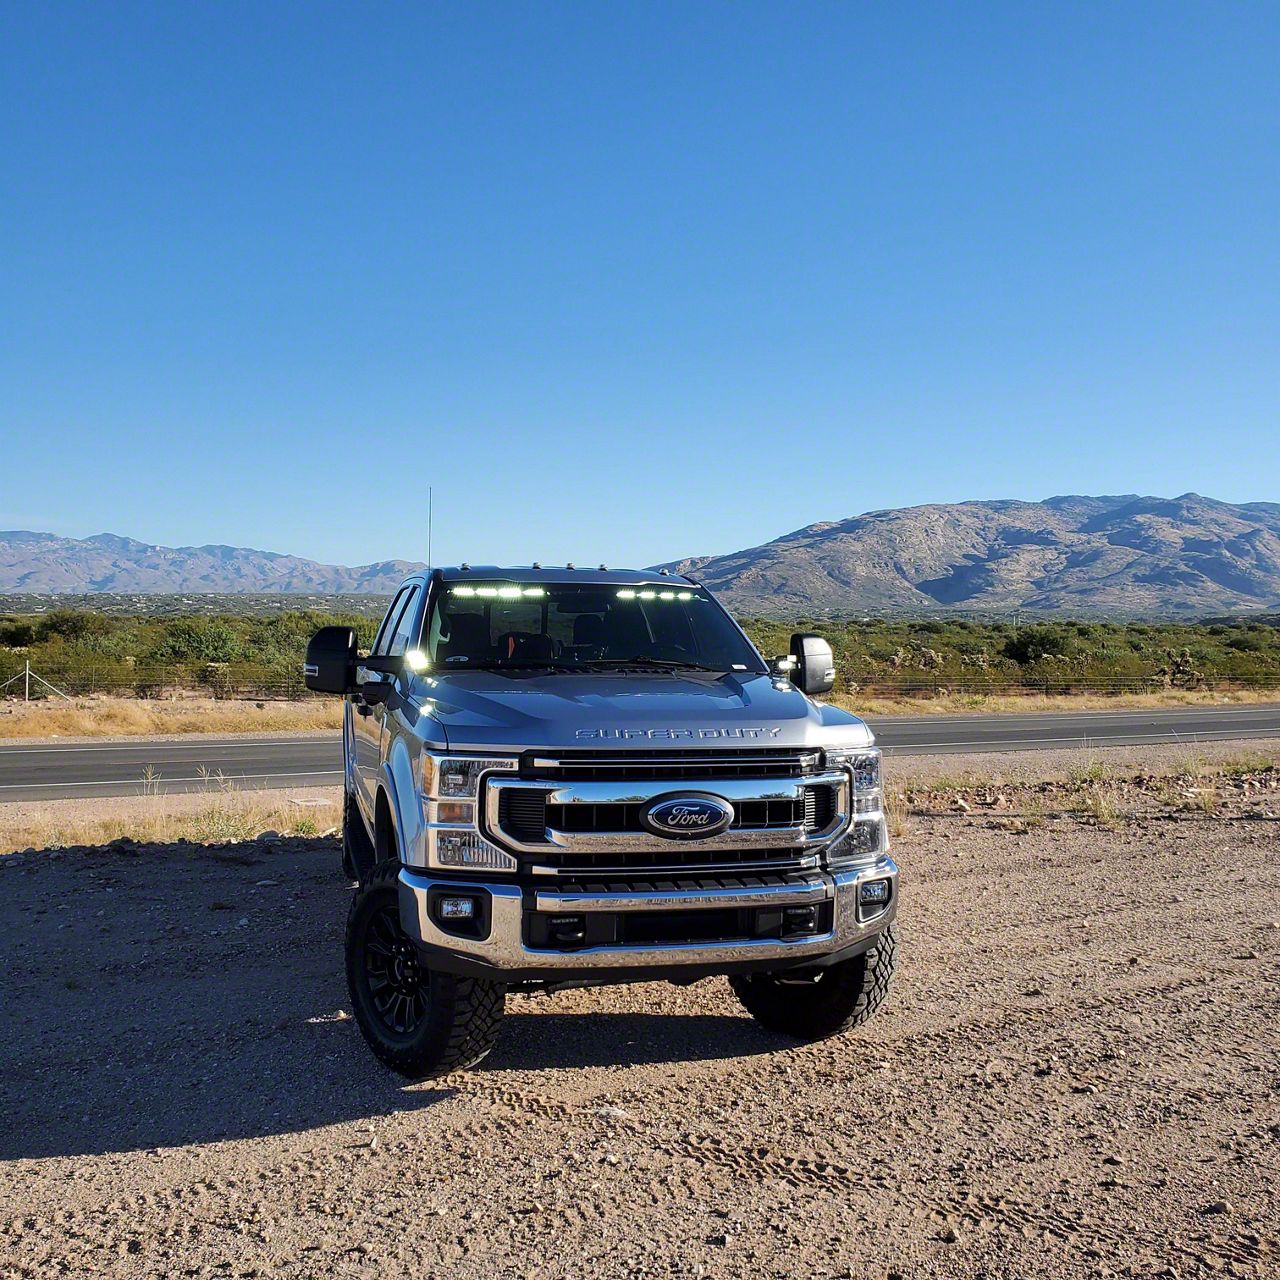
[0,531,425,595]
[659,494,1280,616]
[3,493,1280,616]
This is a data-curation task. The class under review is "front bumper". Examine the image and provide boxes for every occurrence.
[398,856,898,982]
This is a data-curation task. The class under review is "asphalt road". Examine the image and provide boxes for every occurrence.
[1,703,1278,800]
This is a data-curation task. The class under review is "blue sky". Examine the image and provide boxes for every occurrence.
[3,2,1277,569]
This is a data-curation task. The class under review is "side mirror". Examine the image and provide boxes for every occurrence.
[304,626,358,694]
[789,632,835,696]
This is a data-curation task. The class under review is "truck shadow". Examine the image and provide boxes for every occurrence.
[0,836,778,1161]
[493,1009,779,1071]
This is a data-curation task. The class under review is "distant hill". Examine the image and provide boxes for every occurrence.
[6,493,1280,616]
[0,531,425,594]
[657,493,1280,617]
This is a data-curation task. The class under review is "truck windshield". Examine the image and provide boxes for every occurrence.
[424,582,766,674]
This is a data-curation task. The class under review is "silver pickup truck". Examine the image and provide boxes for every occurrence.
[305,566,898,1078]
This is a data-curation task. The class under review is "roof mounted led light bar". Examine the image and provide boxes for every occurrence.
[450,585,547,599]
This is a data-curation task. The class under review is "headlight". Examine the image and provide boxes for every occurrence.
[824,746,886,863]
[423,754,519,872]
[435,755,519,798]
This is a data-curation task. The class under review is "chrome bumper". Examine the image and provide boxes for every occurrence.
[397,857,898,973]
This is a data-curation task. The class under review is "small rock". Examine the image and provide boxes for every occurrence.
[941,1226,961,1244]
[595,1104,633,1123]
[708,1233,730,1247]
[1202,1200,1232,1216]
[237,917,249,928]
[255,879,279,887]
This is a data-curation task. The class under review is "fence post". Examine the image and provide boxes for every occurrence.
[25,660,30,703]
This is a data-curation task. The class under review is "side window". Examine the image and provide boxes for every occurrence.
[386,586,422,657]
[372,588,410,657]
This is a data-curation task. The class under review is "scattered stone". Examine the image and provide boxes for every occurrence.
[595,1104,633,1123]
[941,1225,961,1244]
[1202,1200,1232,1216]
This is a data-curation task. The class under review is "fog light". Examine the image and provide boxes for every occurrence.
[438,896,476,920]
[859,879,891,906]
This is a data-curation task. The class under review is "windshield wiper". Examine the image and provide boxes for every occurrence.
[583,655,729,673]
[454,659,581,672]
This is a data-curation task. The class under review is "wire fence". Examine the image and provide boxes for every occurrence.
[847,673,1280,698]
[0,664,311,701]
[2,662,1279,703]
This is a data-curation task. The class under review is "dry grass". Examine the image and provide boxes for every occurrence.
[1071,785,1125,828]
[0,788,341,854]
[0,696,342,740]
[883,788,910,839]
[830,687,1280,717]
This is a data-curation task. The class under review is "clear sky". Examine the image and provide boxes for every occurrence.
[3,2,1277,570]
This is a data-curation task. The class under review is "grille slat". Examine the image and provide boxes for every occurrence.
[529,747,820,783]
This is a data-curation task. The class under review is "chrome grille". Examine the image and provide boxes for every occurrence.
[486,750,848,876]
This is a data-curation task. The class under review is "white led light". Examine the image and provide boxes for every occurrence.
[616,589,636,599]
[522,587,546,597]
[639,590,656,599]
[659,591,675,600]
[678,592,693,600]
[476,587,499,598]
[497,586,521,598]
[452,586,476,597]
[438,896,476,920]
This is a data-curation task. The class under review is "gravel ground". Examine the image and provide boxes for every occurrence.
[1,785,1278,1278]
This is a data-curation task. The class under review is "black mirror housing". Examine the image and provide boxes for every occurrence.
[304,626,358,695]
[789,632,835,696]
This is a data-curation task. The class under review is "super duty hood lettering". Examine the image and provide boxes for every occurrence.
[575,727,783,741]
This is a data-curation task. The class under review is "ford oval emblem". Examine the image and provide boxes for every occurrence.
[641,793,734,840]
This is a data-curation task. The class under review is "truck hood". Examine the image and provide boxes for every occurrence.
[411,670,873,753]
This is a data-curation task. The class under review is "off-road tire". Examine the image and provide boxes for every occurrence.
[346,860,505,1078]
[341,792,376,882]
[729,924,896,1042]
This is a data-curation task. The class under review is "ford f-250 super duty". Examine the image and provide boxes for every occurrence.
[304,566,898,1078]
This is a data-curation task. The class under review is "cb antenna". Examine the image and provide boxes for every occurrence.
[427,486,433,570]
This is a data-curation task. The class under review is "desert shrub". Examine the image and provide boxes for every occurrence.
[1002,625,1077,665]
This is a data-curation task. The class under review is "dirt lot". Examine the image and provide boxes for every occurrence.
[2,768,1278,1279]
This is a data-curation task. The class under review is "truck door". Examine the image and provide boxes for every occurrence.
[353,586,414,821]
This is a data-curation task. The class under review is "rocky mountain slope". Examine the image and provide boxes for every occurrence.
[659,494,1280,616]
[5,493,1280,615]
[0,532,425,594]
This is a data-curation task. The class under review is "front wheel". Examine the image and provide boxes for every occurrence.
[346,861,505,1078]
[729,924,896,1042]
